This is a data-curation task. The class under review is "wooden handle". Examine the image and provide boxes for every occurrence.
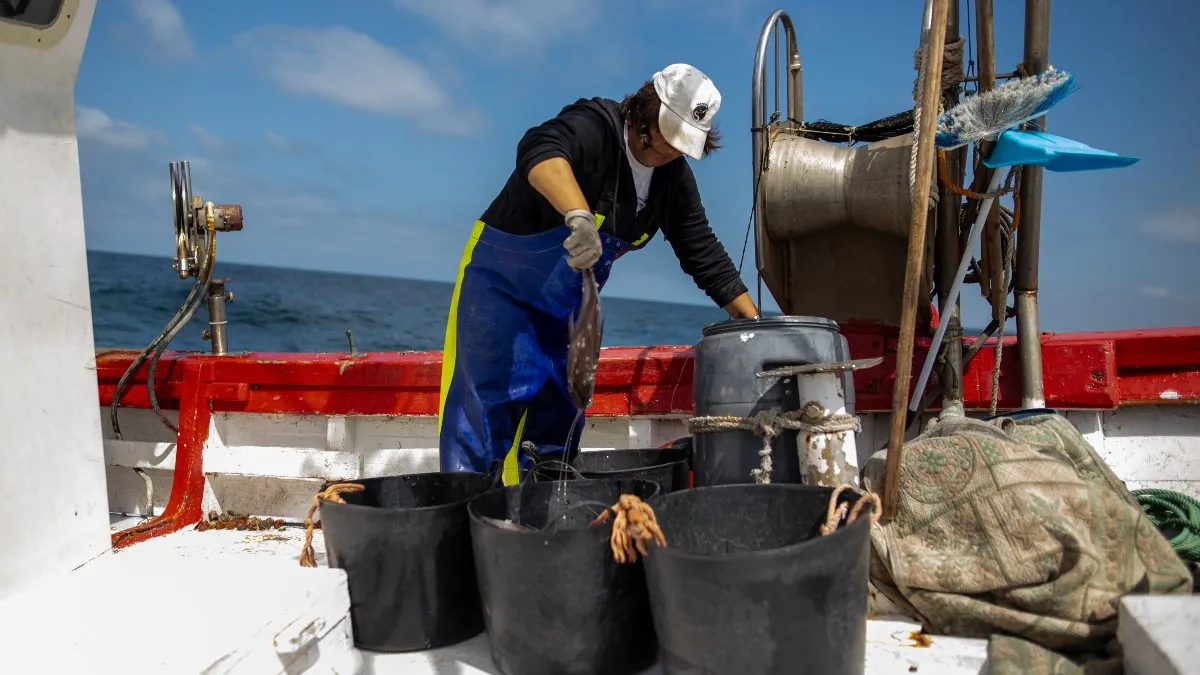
[881,0,951,523]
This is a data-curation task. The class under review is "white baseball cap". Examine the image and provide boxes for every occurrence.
[652,63,721,161]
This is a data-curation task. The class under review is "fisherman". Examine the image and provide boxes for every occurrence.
[438,63,760,482]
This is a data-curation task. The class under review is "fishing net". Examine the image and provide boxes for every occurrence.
[787,36,965,147]
[862,411,1192,675]
[792,109,915,145]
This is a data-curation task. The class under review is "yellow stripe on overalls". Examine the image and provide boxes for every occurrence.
[437,220,486,437]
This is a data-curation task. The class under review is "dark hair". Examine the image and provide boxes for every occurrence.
[619,80,722,157]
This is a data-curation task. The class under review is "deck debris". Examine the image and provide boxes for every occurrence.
[195,511,286,531]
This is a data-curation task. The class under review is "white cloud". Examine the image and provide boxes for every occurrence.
[639,0,757,21]
[234,26,483,134]
[76,106,158,150]
[188,124,225,154]
[390,0,596,52]
[264,131,308,154]
[1138,285,1171,300]
[126,0,195,60]
[1137,205,1200,244]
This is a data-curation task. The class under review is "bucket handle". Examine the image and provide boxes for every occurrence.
[819,485,882,536]
[482,445,586,487]
[539,499,613,534]
[528,458,588,483]
[483,456,545,487]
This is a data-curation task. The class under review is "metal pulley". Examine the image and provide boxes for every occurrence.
[170,160,243,280]
[112,159,249,440]
[166,160,244,355]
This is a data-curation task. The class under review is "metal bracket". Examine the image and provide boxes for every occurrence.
[757,356,885,379]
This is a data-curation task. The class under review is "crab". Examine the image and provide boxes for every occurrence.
[591,494,667,563]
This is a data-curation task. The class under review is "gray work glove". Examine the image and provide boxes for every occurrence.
[563,209,602,271]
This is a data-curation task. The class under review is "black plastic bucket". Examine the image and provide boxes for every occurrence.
[532,448,691,492]
[644,483,873,675]
[468,478,662,675]
[319,471,496,652]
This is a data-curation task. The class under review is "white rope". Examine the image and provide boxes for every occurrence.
[910,37,965,201]
[687,403,862,484]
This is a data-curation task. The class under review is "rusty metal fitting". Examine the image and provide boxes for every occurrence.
[215,204,243,231]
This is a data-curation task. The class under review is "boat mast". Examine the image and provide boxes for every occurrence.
[934,0,968,417]
[1015,0,1051,409]
[925,0,1053,414]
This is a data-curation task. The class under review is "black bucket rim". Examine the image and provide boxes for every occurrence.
[701,315,841,337]
[534,448,690,477]
[466,477,662,537]
[576,447,690,463]
[646,483,874,564]
[318,471,494,516]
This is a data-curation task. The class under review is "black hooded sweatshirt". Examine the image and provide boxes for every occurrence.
[478,97,749,309]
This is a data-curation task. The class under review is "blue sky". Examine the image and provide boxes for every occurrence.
[76,0,1198,332]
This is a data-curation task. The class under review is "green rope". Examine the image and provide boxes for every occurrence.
[1133,488,1200,563]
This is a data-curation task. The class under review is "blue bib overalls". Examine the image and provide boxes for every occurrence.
[437,216,632,482]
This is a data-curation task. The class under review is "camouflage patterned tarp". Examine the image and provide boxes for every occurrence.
[862,411,1192,674]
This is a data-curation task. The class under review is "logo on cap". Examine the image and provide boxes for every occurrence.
[692,103,708,123]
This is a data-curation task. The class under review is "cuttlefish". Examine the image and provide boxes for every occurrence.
[566,267,603,411]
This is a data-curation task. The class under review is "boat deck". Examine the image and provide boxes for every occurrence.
[0,516,991,673]
[2,515,1192,675]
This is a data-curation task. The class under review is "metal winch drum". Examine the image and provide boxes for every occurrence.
[751,10,931,328]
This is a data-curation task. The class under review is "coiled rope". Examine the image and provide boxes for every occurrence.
[1133,488,1200,563]
[909,36,966,201]
[913,36,966,100]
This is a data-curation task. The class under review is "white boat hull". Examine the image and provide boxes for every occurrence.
[100,405,1200,524]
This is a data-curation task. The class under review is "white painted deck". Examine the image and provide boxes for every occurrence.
[0,521,356,673]
[1120,595,1200,675]
[0,516,991,674]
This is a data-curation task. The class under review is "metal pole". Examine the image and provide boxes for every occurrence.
[934,0,964,418]
[1014,0,1050,409]
[960,0,996,251]
[976,0,996,91]
[205,279,230,356]
[751,11,802,282]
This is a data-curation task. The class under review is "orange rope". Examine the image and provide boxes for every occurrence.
[591,494,667,564]
[1010,183,1022,231]
[936,149,1018,201]
[299,482,365,568]
[820,485,882,536]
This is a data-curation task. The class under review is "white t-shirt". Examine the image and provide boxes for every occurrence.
[623,126,654,213]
